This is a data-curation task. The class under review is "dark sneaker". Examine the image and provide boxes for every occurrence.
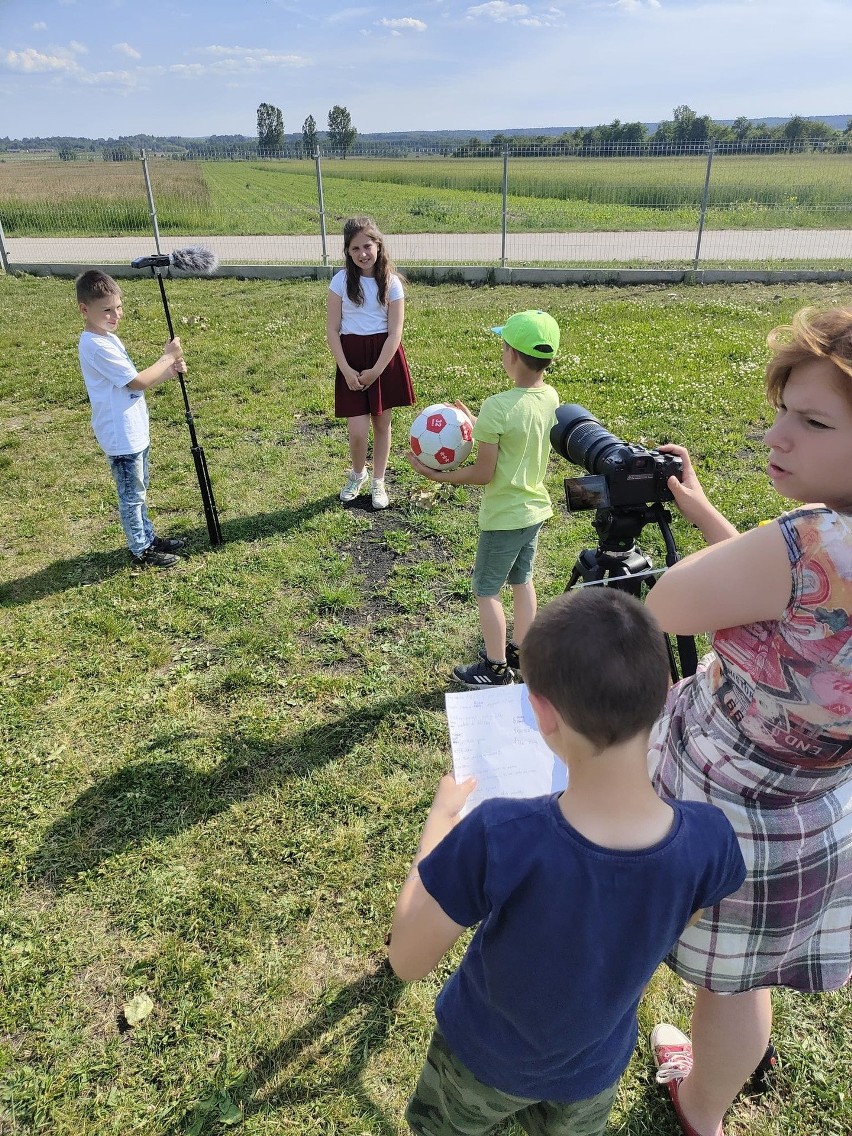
[479,642,522,673]
[746,1043,778,1097]
[132,545,180,570]
[453,657,514,688]
[152,535,187,553]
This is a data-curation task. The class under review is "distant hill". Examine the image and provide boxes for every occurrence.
[2,115,849,153]
[364,117,849,140]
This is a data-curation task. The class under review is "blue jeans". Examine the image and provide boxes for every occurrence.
[107,447,155,558]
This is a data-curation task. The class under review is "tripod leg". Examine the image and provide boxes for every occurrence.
[191,445,224,547]
[152,270,223,549]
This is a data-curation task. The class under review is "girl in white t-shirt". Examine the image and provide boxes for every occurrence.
[326,216,416,509]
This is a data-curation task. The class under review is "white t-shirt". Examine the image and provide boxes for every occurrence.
[329,271,404,335]
[78,331,149,456]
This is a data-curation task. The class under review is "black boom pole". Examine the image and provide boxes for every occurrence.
[151,268,223,547]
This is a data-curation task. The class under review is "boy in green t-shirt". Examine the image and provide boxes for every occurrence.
[407,310,560,687]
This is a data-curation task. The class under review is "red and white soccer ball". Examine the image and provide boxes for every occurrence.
[410,403,474,471]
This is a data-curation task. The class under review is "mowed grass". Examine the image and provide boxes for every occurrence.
[1,274,851,1135]
[1,153,851,237]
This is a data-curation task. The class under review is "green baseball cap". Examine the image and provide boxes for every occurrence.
[491,309,560,359]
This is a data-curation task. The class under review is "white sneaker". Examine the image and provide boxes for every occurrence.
[340,469,368,502]
[371,478,389,509]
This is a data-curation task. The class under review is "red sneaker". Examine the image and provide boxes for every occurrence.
[650,1023,724,1136]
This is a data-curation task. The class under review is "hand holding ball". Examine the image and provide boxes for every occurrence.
[409,403,474,471]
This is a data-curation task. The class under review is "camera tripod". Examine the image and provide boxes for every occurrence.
[566,502,698,682]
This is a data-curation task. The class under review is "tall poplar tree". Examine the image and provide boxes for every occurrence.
[327,105,357,157]
[257,103,285,151]
[302,114,318,156]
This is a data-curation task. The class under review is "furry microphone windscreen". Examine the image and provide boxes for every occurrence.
[130,248,219,273]
[169,247,219,274]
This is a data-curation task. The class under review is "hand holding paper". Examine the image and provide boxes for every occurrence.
[445,684,567,815]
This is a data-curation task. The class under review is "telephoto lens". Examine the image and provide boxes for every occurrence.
[550,404,625,473]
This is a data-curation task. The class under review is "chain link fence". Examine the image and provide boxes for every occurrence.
[1,142,850,274]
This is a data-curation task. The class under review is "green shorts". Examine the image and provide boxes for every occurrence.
[472,523,544,597]
[406,1029,618,1136]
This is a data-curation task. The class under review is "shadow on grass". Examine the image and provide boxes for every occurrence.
[28,690,446,890]
[186,963,405,1135]
[0,494,339,607]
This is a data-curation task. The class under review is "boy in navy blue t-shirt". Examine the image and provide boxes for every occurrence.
[389,588,746,1136]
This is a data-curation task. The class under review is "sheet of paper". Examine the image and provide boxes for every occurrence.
[445,684,566,816]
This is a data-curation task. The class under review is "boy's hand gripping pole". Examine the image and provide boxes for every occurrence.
[152,268,224,548]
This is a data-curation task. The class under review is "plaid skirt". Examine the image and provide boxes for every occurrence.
[334,333,415,419]
[648,659,852,993]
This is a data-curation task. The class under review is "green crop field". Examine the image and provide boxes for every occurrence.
[1,274,851,1135]
[1,153,850,237]
[318,153,852,207]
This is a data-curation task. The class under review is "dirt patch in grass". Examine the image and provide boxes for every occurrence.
[291,411,338,439]
[338,501,456,626]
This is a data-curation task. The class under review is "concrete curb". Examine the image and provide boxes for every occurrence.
[9,263,852,286]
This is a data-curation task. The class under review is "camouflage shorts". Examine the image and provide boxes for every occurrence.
[405,1029,618,1136]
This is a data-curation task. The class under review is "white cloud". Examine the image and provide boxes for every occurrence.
[465,2,529,21]
[518,6,564,25]
[78,69,134,87]
[4,48,78,74]
[197,45,264,56]
[195,45,308,65]
[32,22,47,31]
[611,0,661,8]
[68,40,88,55]
[114,42,141,59]
[180,46,310,74]
[377,17,427,31]
[2,43,136,87]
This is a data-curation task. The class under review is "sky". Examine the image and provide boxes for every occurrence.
[1,0,850,139]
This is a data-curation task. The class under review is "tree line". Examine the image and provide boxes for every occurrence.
[460,106,852,156]
[3,105,850,161]
[257,102,357,157]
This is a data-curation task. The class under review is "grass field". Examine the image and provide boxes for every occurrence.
[1,275,851,1135]
[0,153,850,237]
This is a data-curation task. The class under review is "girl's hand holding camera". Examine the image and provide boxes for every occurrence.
[657,442,737,544]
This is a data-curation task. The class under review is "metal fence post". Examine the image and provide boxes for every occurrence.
[140,149,163,254]
[693,140,715,270]
[501,145,509,268]
[0,214,10,274]
[315,149,329,267]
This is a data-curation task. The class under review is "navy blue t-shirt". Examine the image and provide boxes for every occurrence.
[418,794,745,1102]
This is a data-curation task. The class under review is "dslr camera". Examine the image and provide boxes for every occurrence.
[550,404,683,512]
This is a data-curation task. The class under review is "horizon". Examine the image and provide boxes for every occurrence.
[2,0,851,139]
[6,113,851,146]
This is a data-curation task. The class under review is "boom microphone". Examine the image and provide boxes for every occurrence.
[133,245,224,549]
[130,247,218,274]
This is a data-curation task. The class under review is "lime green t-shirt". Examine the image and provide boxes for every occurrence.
[473,384,560,531]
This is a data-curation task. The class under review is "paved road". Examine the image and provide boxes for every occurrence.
[6,229,852,265]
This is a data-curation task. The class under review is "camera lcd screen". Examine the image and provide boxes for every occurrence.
[565,475,610,511]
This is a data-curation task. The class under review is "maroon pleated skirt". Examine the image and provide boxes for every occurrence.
[334,333,416,418]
